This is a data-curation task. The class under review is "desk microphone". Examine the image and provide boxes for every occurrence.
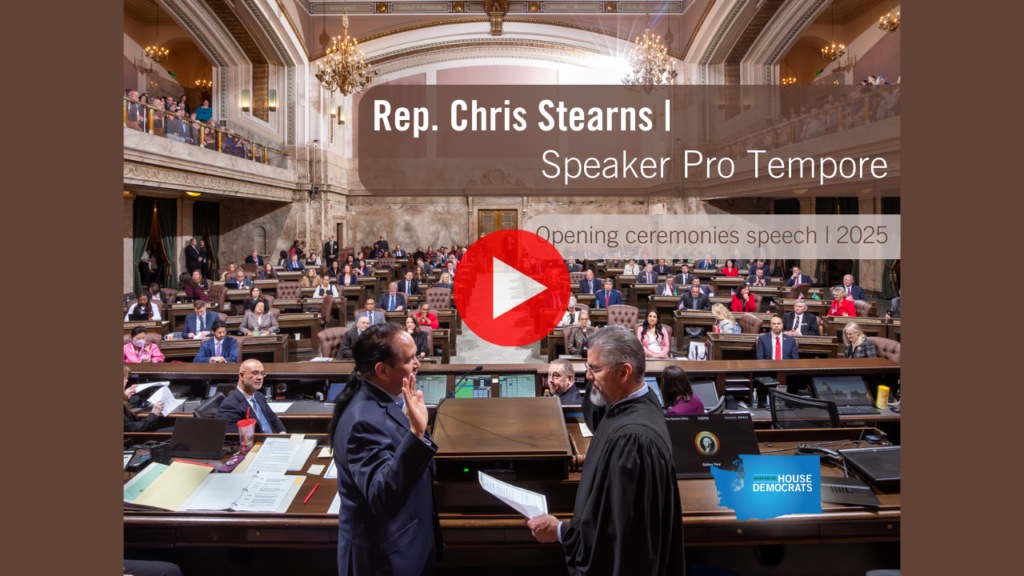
[432,365,483,434]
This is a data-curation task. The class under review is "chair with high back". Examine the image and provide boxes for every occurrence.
[208,285,229,312]
[160,288,179,304]
[867,337,901,363]
[425,287,452,310]
[768,389,840,429]
[753,293,764,313]
[276,281,302,300]
[787,284,812,299]
[320,294,339,326]
[569,272,586,286]
[240,263,257,274]
[606,305,639,328]
[739,313,764,334]
[817,315,828,335]
[192,393,225,418]
[318,327,348,358]
[854,299,873,317]
[229,335,245,360]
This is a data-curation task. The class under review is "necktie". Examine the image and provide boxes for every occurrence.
[775,336,782,360]
[605,293,610,308]
[795,315,802,333]
[389,296,395,311]
[250,398,272,433]
[215,340,222,358]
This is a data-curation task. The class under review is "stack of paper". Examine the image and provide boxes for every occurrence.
[478,472,548,519]
[248,438,317,474]
[148,385,185,416]
[124,463,169,510]
[181,472,306,513]
[131,460,216,511]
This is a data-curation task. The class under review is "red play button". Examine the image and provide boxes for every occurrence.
[453,230,571,347]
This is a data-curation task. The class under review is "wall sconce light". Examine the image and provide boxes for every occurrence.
[337,102,345,125]
[268,89,277,112]
[185,191,201,197]
[241,89,251,112]
[330,96,337,119]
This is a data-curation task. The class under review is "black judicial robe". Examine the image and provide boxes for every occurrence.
[564,381,685,575]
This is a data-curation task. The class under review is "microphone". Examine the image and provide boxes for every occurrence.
[432,365,483,434]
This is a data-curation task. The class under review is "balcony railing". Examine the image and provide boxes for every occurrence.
[123,97,289,166]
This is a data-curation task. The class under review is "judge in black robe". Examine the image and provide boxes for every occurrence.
[528,326,685,575]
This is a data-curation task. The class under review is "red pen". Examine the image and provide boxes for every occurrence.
[303,483,320,504]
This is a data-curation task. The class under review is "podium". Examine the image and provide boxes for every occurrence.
[431,397,573,482]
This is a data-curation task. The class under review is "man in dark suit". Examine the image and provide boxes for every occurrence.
[655,275,678,296]
[184,238,203,273]
[689,277,714,297]
[244,250,264,267]
[215,359,286,434]
[182,300,216,339]
[285,253,305,271]
[695,258,716,270]
[637,263,658,284]
[374,235,389,254]
[747,267,769,287]
[336,317,370,360]
[400,271,420,296]
[749,259,771,278]
[566,259,582,273]
[782,300,820,336]
[194,322,239,363]
[356,299,385,327]
[578,269,599,294]
[677,285,711,311]
[126,90,144,129]
[674,264,694,287]
[393,244,407,258]
[330,323,443,576]
[230,269,253,290]
[785,266,814,287]
[381,283,406,311]
[654,259,671,275]
[757,316,799,359]
[835,274,866,301]
[324,235,339,266]
[594,279,622,310]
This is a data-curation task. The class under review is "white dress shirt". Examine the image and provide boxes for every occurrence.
[125,303,162,322]
[314,284,339,298]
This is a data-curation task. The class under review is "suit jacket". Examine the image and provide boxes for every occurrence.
[285,260,306,271]
[835,284,866,301]
[182,311,217,338]
[185,245,202,271]
[245,255,264,266]
[239,310,280,335]
[215,387,286,434]
[338,274,359,287]
[678,292,711,311]
[375,239,390,253]
[594,289,622,309]
[336,328,362,360]
[782,311,820,336]
[380,293,406,311]
[747,275,769,287]
[674,273,695,286]
[637,271,658,284]
[393,250,407,258]
[577,278,599,294]
[749,264,771,277]
[412,330,430,357]
[786,274,813,287]
[696,260,716,270]
[756,333,799,360]
[334,380,442,576]
[654,265,671,274]
[654,282,679,297]
[194,337,239,363]
[399,279,420,296]
[324,241,339,261]
[229,278,253,290]
[356,310,385,327]
[567,326,597,354]
[567,264,582,272]
[889,297,900,318]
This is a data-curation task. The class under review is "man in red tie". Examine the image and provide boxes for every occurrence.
[594,279,622,310]
[756,316,798,360]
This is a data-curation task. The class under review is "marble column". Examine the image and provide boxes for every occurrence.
[798,197,816,281]
[124,194,134,294]
[858,196,882,295]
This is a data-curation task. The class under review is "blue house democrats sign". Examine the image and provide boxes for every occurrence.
[710,455,822,521]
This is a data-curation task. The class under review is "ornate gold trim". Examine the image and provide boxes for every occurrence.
[273,0,311,61]
[682,0,718,61]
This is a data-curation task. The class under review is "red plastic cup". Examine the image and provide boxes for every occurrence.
[237,418,256,452]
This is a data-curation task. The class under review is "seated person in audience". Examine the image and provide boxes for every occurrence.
[305,250,322,267]
[677,284,711,311]
[843,323,878,358]
[125,292,162,321]
[720,260,739,277]
[413,266,429,284]
[559,297,580,327]
[636,310,670,358]
[663,365,705,415]
[748,259,771,279]
[711,303,740,334]
[435,272,453,290]
[300,267,320,288]
[886,289,900,319]
[258,262,278,280]
[354,259,369,277]
[732,284,757,313]
[695,257,716,270]
[786,265,814,287]
[578,269,600,294]
[400,270,420,296]
[566,310,597,355]
[594,279,622,309]
[239,300,279,336]
[230,269,253,290]
[147,282,163,302]
[242,286,268,314]
[623,258,640,275]
[244,250,264,266]
[413,302,439,329]
[123,326,165,363]
[380,282,406,311]
[834,274,866,300]
[285,253,305,271]
[194,321,238,363]
[655,275,678,296]
[637,263,658,284]
[405,316,430,359]
[215,359,286,434]
[276,250,288,266]
[345,254,356,268]
[313,275,340,298]
[325,260,343,279]
[194,269,212,291]
[756,316,799,360]
[690,276,714,296]
[674,264,694,286]
[783,299,820,336]
[338,264,359,286]
[413,246,426,262]
[123,365,164,432]
[393,245,407,258]
[336,316,369,360]
[182,299,215,339]
[828,286,857,317]
[654,259,671,275]
[220,263,239,282]
[356,298,385,326]
[416,257,433,276]
[443,260,457,279]
[546,358,583,405]
[747,267,769,287]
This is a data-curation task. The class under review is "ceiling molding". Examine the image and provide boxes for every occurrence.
[305,1,686,15]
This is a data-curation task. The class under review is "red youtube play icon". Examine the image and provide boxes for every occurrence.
[453,230,570,347]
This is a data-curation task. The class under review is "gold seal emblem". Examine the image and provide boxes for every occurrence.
[695,431,720,456]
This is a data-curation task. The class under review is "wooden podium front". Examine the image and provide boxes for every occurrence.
[432,397,573,482]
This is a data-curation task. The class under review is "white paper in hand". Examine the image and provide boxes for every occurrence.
[149,385,185,417]
[478,472,548,519]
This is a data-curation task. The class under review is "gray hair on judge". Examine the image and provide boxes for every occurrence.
[589,325,645,385]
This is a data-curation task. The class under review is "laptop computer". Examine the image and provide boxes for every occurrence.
[643,377,665,407]
[810,376,880,415]
[225,281,240,290]
[838,445,901,487]
[327,382,346,402]
[168,417,228,460]
[821,476,882,507]
[127,313,150,322]
[665,414,760,479]
[690,381,719,412]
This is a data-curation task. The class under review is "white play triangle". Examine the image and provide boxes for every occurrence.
[492,257,547,319]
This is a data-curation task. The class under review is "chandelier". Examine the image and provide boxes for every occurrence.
[782,58,796,85]
[622,1,677,89]
[878,1,900,33]
[144,1,170,63]
[821,2,845,62]
[314,3,376,97]
[195,78,212,91]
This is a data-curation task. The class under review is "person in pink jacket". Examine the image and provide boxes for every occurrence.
[636,310,670,358]
[124,326,166,363]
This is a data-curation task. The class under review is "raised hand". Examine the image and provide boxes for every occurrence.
[402,374,428,439]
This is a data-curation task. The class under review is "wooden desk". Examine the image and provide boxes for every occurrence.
[648,295,682,325]
[629,283,657,309]
[776,298,877,318]
[708,333,840,360]
[826,315,888,339]
[710,276,746,295]
[165,303,198,333]
[341,286,366,320]
[357,276,379,302]
[433,329,451,363]
[225,313,319,360]
[614,275,636,299]
[123,320,169,337]
[276,271,303,282]
[575,293,596,309]
[672,311,775,354]
[158,334,289,363]
[888,319,901,342]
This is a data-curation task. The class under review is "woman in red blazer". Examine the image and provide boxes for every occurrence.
[413,302,440,329]
[828,287,857,317]
[721,259,739,277]
[731,285,757,313]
